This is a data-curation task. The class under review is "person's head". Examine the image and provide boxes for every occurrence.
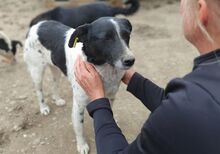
[180,0,220,54]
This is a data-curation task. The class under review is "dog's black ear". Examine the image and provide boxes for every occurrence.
[119,18,132,32]
[68,24,89,48]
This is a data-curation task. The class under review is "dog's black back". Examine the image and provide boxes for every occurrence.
[37,21,70,75]
[30,0,139,27]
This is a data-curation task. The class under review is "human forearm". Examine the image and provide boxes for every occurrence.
[127,72,165,112]
[87,98,128,154]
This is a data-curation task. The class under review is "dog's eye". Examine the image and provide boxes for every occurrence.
[105,32,114,41]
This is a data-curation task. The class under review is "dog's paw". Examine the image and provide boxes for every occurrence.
[77,142,89,154]
[54,98,66,106]
[40,104,50,115]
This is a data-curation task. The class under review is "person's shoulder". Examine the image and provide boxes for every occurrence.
[153,75,220,128]
[165,77,199,96]
[145,76,220,154]
[165,77,213,105]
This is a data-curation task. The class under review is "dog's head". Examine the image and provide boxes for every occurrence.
[68,17,135,70]
[0,38,22,61]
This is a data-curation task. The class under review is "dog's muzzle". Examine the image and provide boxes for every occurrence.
[122,55,135,67]
[122,57,135,67]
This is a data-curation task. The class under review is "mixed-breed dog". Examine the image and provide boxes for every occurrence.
[0,0,139,153]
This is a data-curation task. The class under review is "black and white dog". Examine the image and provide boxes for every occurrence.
[24,17,135,154]
[30,0,139,28]
[0,32,22,63]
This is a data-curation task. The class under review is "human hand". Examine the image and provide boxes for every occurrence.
[122,69,135,85]
[74,56,105,101]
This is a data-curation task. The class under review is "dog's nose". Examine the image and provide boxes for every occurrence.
[123,58,135,67]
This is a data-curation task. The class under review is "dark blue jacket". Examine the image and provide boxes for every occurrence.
[87,49,220,154]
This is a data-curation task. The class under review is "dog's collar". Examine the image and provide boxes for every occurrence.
[72,37,79,48]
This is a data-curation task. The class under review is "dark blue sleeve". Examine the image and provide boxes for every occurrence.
[127,72,165,112]
[87,98,165,154]
[87,98,129,154]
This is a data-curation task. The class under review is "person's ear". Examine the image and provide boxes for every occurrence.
[198,0,208,26]
[68,24,89,48]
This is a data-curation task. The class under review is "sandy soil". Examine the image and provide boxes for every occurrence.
[0,0,198,154]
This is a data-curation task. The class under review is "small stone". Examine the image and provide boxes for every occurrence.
[7,108,13,113]
[12,90,17,95]
[13,125,22,132]
[31,133,36,137]
[32,138,41,145]
[17,95,28,100]
[12,84,17,88]
[40,141,45,145]
[6,98,11,103]
[20,149,25,153]
[32,145,36,149]
[23,134,27,138]
[9,101,16,105]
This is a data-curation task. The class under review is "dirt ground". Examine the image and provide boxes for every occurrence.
[0,0,198,154]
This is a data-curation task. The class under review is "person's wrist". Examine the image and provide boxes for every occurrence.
[123,70,135,85]
[90,92,105,102]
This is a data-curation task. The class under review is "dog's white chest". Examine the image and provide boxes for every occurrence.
[96,64,125,99]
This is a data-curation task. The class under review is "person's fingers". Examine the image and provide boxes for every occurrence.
[79,57,91,73]
[122,69,135,85]
[74,57,104,100]
[75,57,80,77]
[84,62,96,74]
[74,56,80,78]
[75,57,94,86]
[78,57,84,72]
[75,56,84,86]
[78,60,89,81]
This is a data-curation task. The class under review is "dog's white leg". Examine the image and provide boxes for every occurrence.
[30,66,50,115]
[72,97,89,154]
[49,66,66,106]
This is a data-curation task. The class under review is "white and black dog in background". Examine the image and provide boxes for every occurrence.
[29,0,139,28]
[24,17,135,154]
[0,31,22,63]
